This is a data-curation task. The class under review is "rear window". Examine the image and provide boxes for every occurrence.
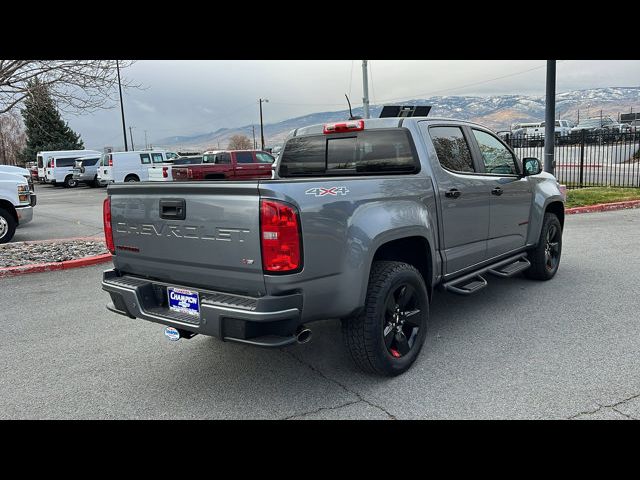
[173,157,202,165]
[79,158,99,166]
[279,129,419,177]
[235,152,255,164]
[55,158,78,168]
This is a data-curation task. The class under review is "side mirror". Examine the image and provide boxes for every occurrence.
[523,157,542,176]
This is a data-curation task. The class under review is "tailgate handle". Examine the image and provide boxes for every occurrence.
[160,199,186,220]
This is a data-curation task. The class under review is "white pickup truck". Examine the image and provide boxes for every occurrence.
[0,169,34,243]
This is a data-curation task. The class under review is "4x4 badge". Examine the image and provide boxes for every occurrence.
[305,186,349,197]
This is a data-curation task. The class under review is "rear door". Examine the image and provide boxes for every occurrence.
[467,128,532,259]
[233,151,261,178]
[420,124,490,274]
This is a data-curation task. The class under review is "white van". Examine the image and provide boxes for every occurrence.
[97,150,172,183]
[36,150,101,184]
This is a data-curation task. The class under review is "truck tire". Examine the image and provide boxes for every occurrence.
[124,175,139,183]
[90,176,100,188]
[524,212,562,281]
[64,175,78,188]
[0,207,17,244]
[342,261,429,376]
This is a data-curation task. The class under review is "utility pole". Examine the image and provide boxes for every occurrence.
[128,126,135,151]
[144,130,148,149]
[252,125,256,149]
[116,60,128,152]
[544,60,556,175]
[259,98,268,151]
[362,60,370,119]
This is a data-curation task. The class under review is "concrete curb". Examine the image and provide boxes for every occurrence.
[0,253,112,278]
[0,237,112,278]
[566,199,640,215]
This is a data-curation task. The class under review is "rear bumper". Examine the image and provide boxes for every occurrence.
[102,269,303,347]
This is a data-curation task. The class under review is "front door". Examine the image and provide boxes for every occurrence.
[468,128,532,259]
[421,124,491,275]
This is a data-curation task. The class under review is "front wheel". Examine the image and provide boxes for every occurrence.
[524,212,562,280]
[0,208,17,244]
[342,261,429,376]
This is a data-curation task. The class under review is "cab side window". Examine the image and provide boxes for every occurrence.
[140,153,151,164]
[151,153,164,164]
[429,126,475,173]
[471,129,519,175]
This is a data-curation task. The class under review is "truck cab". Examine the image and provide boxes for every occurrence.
[171,150,275,181]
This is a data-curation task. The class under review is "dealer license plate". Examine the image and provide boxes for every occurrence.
[167,287,200,318]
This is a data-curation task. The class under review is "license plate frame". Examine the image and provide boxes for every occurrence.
[167,287,201,319]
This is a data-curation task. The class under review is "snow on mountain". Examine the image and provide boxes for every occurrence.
[154,87,640,150]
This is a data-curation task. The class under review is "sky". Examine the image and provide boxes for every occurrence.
[63,60,640,150]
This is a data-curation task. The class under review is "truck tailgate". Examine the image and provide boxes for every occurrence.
[108,182,265,296]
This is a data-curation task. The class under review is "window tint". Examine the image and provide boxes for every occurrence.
[353,130,416,173]
[280,136,326,176]
[235,152,255,164]
[429,126,475,173]
[255,152,275,164]
[173,157,202,165]
[280,129,418,177]
[151,153,164,163]
[472,129,518,175]
[56,158,78,168]
[79,158,99,166]
[140,153,151,164]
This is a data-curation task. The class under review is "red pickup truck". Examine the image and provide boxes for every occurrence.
[172,150,275,181]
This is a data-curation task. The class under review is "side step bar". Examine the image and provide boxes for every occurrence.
[443,253,529,296]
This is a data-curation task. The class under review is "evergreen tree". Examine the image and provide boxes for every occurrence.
[20,80,84,163]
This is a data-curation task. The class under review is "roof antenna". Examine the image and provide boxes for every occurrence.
[345,94,362,120]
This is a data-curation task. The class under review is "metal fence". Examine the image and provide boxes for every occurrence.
[502,131,640,189]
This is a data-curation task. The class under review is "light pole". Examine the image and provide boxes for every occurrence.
[362,60,370,119]
[116,60,128,152]
[259,98,268,151]
[544,60,556,175]
[128,126,135,151]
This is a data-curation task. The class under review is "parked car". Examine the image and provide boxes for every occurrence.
[72,155,103,187]
[570,116,631,140]
[171,150,274,181]
[97,150,172,184]
[36,150,101,184]
[0,170,34,243]
[148,156,203,182]
[102,115,565,376]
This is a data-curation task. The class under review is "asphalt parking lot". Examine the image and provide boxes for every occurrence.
[1,191,639,419]
[13,183,106,242]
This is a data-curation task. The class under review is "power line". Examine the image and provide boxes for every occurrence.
[376,62,555,104]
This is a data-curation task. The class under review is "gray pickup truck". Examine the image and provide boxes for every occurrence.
[102,115,565,376]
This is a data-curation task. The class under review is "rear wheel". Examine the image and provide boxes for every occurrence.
[342,261,429,376]
[90,176,100,188]
[64,175,78,188]
[124,175,139,183]
[0,207,17,244]
[525,212,562,280]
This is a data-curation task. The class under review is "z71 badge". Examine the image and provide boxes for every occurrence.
[305,186,350,197]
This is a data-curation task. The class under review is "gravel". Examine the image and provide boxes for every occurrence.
[0,240,108,267]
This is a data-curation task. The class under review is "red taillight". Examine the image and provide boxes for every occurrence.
[108,154,113,167]
[162,167,168,178]
[323,119,364,134]
[51,159,55,168]
[103,197,115,254]
[260,199,301,273]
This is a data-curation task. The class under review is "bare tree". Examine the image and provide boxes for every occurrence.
[227,134,253,150]
[0,111,26,165]
[0,60,139,115]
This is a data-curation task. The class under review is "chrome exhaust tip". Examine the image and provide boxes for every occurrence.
[296,326,312,344]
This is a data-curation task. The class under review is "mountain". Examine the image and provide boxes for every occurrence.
[154,87,640,151]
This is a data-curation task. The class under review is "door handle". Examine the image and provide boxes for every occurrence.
[160,199,186,220]
[491,187,504,196]
[445,188,462,199]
